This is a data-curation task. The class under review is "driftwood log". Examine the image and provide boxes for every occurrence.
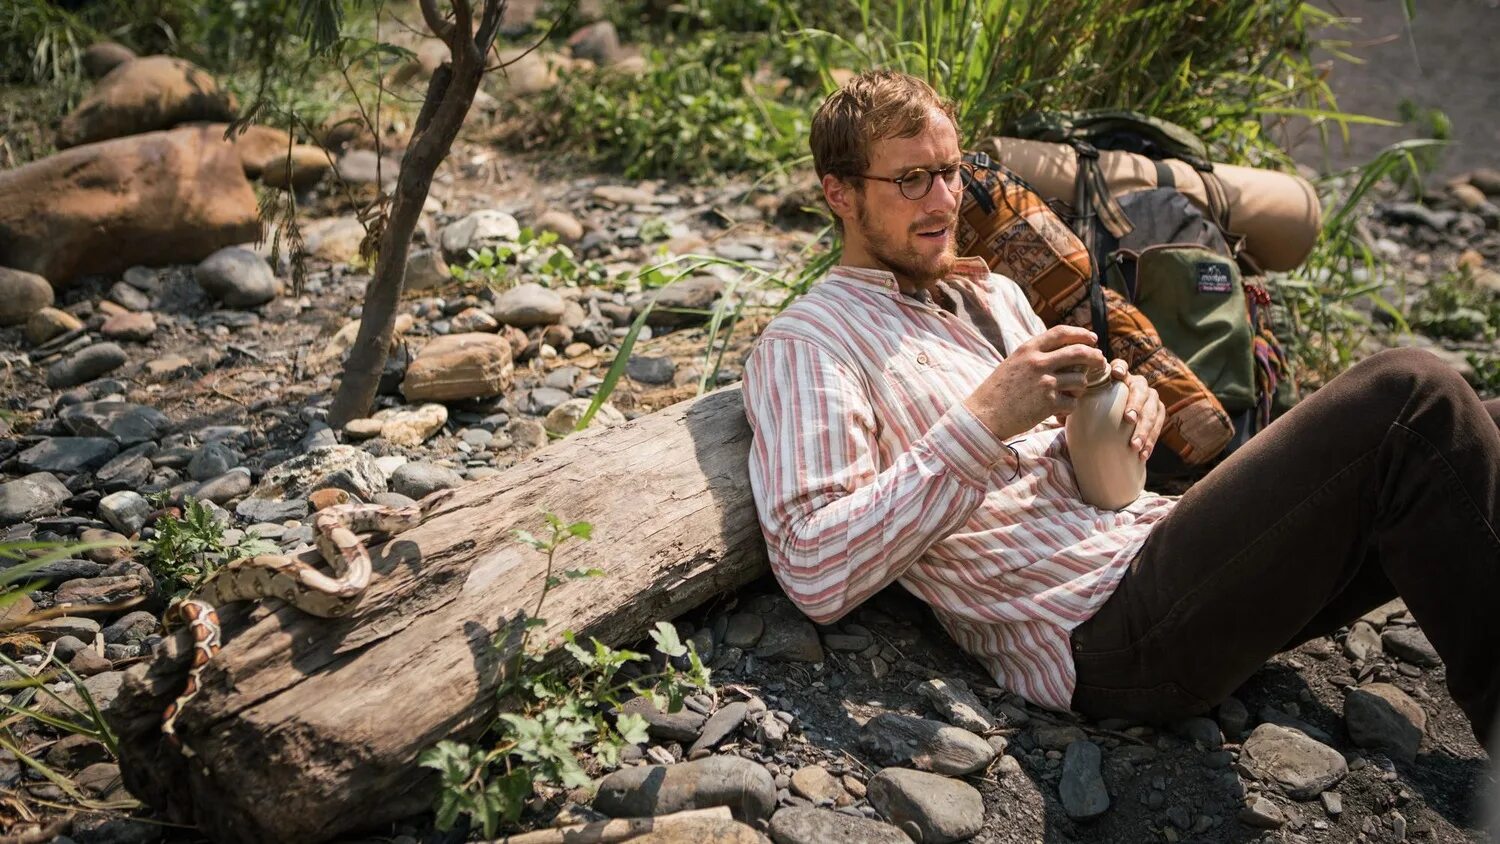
[107,387,769,843]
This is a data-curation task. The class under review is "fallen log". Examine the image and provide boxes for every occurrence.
[107,387,769,843]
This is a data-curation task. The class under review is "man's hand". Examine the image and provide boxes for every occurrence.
[963,325,1107,441]
[1107,358,1165,461]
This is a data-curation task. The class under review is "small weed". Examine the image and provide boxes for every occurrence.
[451,228,608,291]
[1410,270,1500,343]
[421,513,710,838]
[143,497,277,597]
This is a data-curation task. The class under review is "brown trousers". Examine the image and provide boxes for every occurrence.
[1070,348,1500,749]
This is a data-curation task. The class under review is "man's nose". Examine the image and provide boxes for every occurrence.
[923,179,960,217]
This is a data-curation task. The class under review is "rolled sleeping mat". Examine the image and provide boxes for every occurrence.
[975,136,1322,272]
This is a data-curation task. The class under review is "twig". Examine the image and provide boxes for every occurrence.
[0,815,73,844]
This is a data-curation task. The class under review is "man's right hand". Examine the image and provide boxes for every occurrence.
[963,325,1108,440]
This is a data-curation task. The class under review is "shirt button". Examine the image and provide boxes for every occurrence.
[916,352,929,366]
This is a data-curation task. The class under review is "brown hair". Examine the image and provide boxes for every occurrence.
[809,69,958,182]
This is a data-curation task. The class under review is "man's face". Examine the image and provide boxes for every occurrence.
[840,106,963,289]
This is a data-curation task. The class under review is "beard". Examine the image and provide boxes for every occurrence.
[854,199,957,289]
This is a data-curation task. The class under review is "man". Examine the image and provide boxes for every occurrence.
[741,68,1500,751]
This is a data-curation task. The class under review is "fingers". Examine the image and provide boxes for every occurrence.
[1040,343,1108,375]
[1108,359,1130,381]
[1028,325,1098,353]
[1121,374,1152,452]
[1054,369,1090,398]
[1144,390,1166,460]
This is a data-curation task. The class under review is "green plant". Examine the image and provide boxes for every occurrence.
[1411,270,1500,343]
[451,228,608,291]
[143,497,277,596]
[420,514,710,838]
[1274,140,1443,386]
[1467,353,1500,398]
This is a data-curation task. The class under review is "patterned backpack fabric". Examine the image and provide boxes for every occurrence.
[956,151,1236,466]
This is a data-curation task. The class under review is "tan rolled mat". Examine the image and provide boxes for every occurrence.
[975,136,1322,271]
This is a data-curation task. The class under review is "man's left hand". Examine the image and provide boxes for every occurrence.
[1109,359,1164,461]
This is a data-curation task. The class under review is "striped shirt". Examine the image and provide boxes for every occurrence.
[741,258,1178,711]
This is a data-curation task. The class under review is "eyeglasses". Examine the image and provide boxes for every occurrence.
[858,161,976,201]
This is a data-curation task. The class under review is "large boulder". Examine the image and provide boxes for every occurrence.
[81,43,137,80]
[58,56,236,148]
[0,126,259,286]
[202,123,293,179]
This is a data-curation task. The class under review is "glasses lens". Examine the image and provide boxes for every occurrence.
[900,169,934,200]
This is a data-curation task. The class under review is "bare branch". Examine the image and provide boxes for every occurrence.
[418,0,452,39]
[475,0,506,48]
[486,0,571,72]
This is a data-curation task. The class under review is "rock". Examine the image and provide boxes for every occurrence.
[1381,627,1441,667]
[1241,723,1347,800]
[619,695,707,743]
[100,311,156,341]
[375,403,449,447]
[59,402,170,445]
[389,462,465,500]
[196,247,279,308]
[252,445,387,501]
[723,613,764,648]
[1218,696,1251,741]
[859,713,995,775]
[493,282,566,328]
[405,249,451,291]
[81,42,136,79]
[57,57,235,148]
[108,280,151,311]
[752,618,824,664]
[593,755,776,822]
[0,473,72,525]
[335,150,398,186]
[47,343,128,388]
[866,767,983,844]
[821,632,872,652]
[259,145,334,191]
[528,387,575,415]
[1059,740,1110,821]
[1238,794,1285,829]
[1321,790,1343,816]
[690,702,749,755]
[304,216,367,263]
[402,333,515,402]
[789,766,845,805]
[17,438,119,474]
[1174,716,1224,750]
[917,677,999,734]
[1343,621,1382,661]
[55,562,153,608]
[26,307,84,345]
[193,467,253,505]
[1035,724,1088,751]
[75,761,125,799]
[1468,167,1500,196]
[568,20,621,64]
[769,808,909,844]
[46,733,112,771]
[1257,706,1333,744]
[25,617,101,643]
[640,275,724,328]
[1450,182,1489,211]
[535,209,584,243]
[440,210,520,258]
[97,490,150,535]
[188,441,240,482]
[0,126,259,286]
[79,528,133,564]
[544,398,626,436]
[0,267,54,326]
[103,611,159,645]
[235,497,309,523]
[627,355,677,385]
[32,559,104,582]
[1345,683,1426,762]
[449,307,498,333]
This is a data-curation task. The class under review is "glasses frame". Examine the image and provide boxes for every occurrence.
[857,161,977,201]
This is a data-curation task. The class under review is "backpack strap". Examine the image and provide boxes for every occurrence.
[1069,141,1117,356]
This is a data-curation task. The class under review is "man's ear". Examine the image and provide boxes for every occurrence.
[822,173,856,226]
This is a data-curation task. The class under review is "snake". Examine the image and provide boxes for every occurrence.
[160,489,453,754]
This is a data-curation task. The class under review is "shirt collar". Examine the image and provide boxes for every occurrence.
[824,256,993,299]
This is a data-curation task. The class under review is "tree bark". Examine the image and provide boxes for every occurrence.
[327,1,503,428]
[107,388,768,844]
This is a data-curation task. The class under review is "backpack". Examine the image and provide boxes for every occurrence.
[956,151,1236,466]
[999,109,1296,457]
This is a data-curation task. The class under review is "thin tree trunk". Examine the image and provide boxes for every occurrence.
[327,1,503,427]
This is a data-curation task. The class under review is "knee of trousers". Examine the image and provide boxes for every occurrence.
[1351,347,1472,416]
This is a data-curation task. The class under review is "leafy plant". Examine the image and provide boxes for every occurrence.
[420,514,710,838]
[451,228,608,291]
[1411,270,1500,342]
[143,497,277,596]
